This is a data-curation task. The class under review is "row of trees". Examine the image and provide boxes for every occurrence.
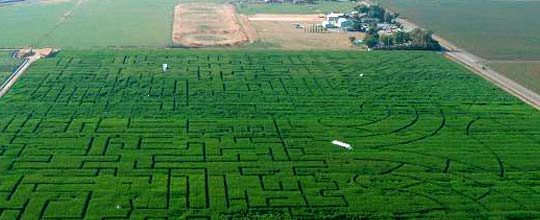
[354,4,399,22]
[364,28,441,50]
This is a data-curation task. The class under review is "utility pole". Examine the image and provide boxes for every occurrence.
[385,15,390,48]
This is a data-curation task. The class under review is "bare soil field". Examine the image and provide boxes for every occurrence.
[172,3,255,47]
[248,14,363,50]
[490,61,540,94]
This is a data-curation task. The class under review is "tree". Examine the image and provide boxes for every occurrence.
[383,12,395,23]
[367,5,386,20]
[379,35,394,47]
[354,5,368,13]
[393,31,409,44]
[393,13,400,20]
[366,24,378,35]
[407,28,441,50]
[409,28,428,46]
[364,34,379,48]
[352,22,363,31]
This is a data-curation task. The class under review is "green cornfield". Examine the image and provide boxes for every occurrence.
[0,50,539,219]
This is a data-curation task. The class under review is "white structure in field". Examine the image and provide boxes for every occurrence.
[332,140,352,150]
[326,12,345,21]
[162,64,168,72]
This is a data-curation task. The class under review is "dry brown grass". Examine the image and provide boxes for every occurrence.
[249,18,364,50]
[172,8,362,50]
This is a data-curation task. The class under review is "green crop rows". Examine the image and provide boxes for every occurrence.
[0,50,540,219]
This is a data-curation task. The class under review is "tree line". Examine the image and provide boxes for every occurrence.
[364,28,441,50]
[354,4,398,22]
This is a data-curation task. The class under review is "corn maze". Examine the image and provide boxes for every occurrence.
[1,50,540,219]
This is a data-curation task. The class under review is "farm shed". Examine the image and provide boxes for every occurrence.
[336,18,354,28]
[326,12,345,21]
[322,21,335,28]
[361,17,380,23]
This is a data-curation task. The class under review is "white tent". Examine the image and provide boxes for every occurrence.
[162,64,168,72]
[332,140,352,150]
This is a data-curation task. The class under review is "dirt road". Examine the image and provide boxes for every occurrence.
[397,18,540,111]
[0,58,35,98]
[0,48,54,98]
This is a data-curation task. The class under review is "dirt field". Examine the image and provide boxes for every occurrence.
[172,4,255,47]
[490,61,540,94]
[248,14,363,50]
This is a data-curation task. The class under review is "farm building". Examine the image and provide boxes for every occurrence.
[361,17,380,23]
[322,17,354,30]
[322,21,335,28]
[377,23,392,30]
[322,12,354,30]
[326,12,345,21]
[337,18,354,29]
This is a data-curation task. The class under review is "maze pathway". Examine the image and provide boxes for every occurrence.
[0,50,539,219]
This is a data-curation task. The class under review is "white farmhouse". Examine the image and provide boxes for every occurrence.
[326,12,344,21]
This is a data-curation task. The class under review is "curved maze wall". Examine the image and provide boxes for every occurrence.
[0,50,539,219]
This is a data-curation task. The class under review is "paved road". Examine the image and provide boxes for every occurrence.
[398,18,540,111]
